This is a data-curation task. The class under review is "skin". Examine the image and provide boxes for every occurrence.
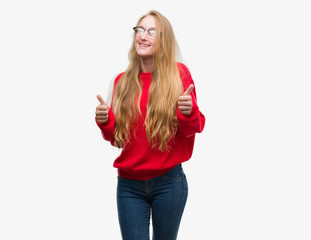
[96,15,194,124]
[178,84,194,115]
[135,15,158,73]
[96,95,108,124]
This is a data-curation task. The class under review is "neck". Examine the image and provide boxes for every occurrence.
[140,57,155,73]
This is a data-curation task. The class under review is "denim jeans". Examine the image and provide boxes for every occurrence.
[117,164,188,240]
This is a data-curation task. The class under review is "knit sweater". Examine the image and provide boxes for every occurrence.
[96,63,205,180]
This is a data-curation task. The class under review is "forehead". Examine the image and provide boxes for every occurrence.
[138,15,157,28]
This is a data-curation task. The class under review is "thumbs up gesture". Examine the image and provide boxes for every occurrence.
[178,84,194,115]
[96,94,109,124]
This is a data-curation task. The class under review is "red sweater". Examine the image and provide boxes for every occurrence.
[96,63,205,180]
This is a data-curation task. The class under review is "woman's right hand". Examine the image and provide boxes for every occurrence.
[96,95,109,124]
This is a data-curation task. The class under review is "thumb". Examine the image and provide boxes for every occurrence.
[183,84,194,96]
[97,94,106,105]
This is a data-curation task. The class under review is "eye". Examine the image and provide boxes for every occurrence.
[136,27,145,34]
[148,29,157,37]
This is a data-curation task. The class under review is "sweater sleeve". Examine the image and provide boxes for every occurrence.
[95,108,116,146]
[177,63,206,137]
[95,73,124,147]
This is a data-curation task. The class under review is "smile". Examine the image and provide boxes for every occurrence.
[139,43,150,47]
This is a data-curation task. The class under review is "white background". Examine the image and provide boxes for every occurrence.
[1,0,310,239]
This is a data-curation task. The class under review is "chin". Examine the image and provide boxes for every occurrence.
[137,52,153,59]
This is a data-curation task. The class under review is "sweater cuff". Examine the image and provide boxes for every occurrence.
[177,103,199,121]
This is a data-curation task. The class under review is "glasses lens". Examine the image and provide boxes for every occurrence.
[135,27,145,35]
[134,27,158,38]
[148,29,157,37]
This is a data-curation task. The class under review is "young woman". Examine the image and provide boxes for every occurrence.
[95,10,205,240]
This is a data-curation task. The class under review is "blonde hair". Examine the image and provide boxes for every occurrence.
[112,10,183,151]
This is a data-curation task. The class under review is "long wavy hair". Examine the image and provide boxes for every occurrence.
[112,10,183,151]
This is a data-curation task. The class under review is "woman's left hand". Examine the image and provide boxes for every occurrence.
[178,84,194,115]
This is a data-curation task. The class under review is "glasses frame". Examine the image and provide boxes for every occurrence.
[133,26,160,38]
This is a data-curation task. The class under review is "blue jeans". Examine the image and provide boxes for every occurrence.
[117,164,188,240]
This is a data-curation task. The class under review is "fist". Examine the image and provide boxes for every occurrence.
[178,84,194,115]
[96,94,109,124]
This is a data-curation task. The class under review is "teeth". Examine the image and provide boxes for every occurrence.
[140,43,149,47]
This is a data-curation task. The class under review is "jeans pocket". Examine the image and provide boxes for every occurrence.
[162,164,183,181]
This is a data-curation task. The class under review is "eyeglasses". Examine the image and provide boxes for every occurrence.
[133,26,159,38]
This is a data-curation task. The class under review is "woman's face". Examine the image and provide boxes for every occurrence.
[135,15,158,60]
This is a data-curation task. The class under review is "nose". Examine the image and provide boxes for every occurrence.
[140,30,148,40]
